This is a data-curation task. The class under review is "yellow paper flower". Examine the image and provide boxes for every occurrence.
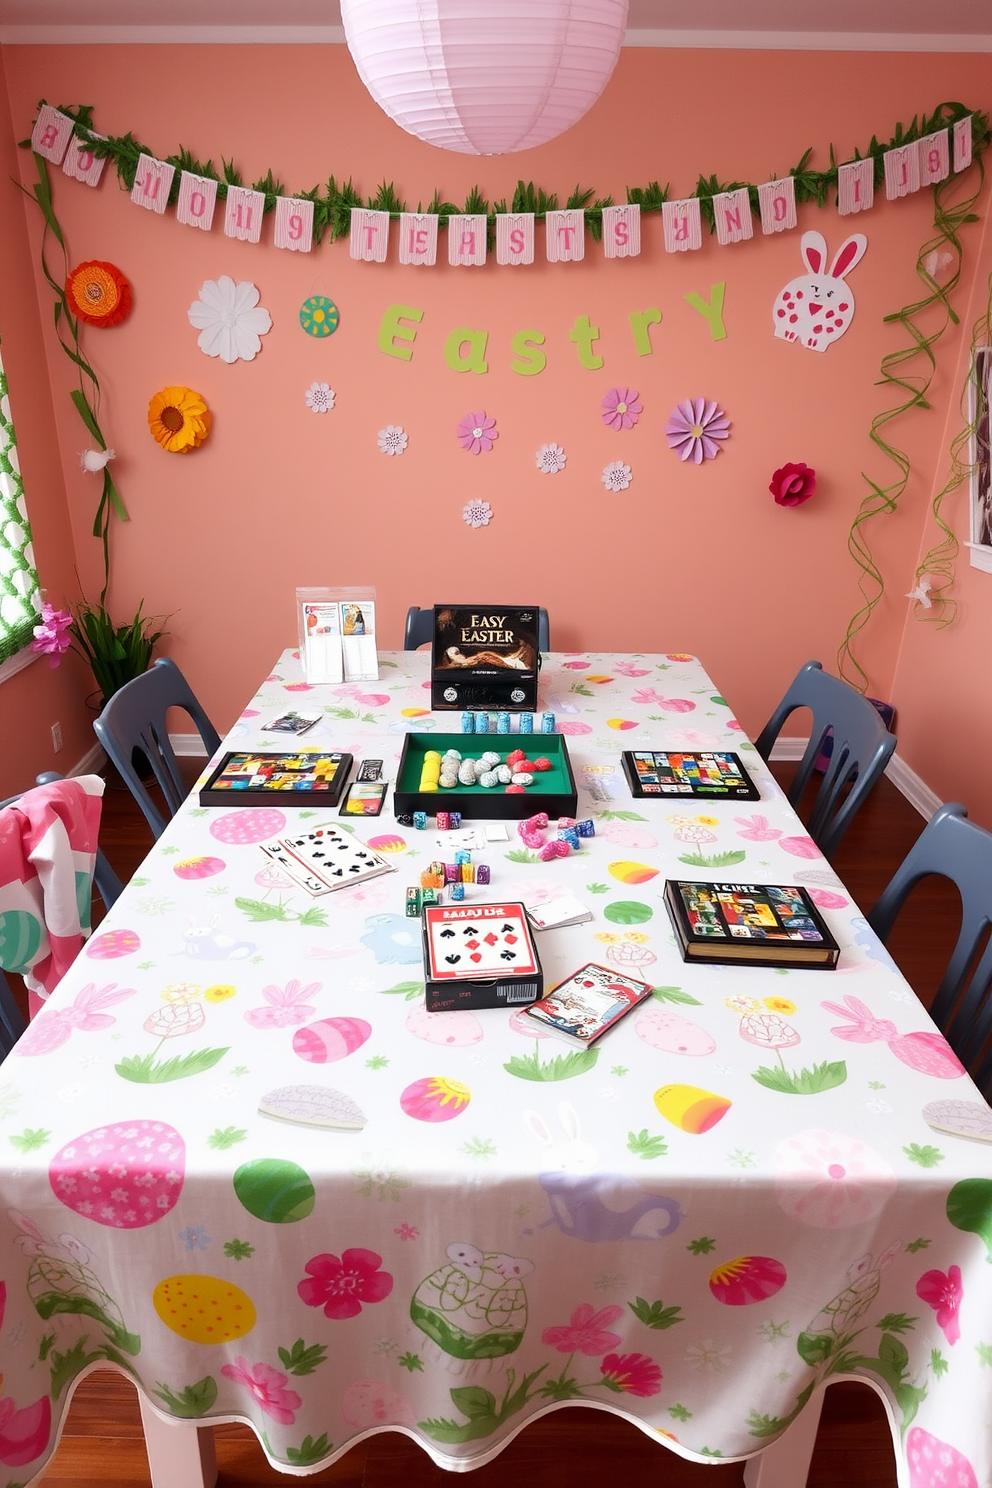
[148,385,211,453]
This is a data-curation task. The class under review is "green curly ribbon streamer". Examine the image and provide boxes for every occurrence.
[26,148,128,605]
[23,98,989,246]
[837,143,987,692]
[911,272,992,625]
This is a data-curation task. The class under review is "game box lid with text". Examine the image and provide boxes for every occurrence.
[422,901,544,1010]
[431,606,540,712]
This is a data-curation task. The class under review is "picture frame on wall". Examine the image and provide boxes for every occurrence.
[967,346,992,572]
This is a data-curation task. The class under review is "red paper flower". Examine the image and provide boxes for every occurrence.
[770,462,816,506]
[65,261,132,327]
[599,1351,663,1396]
[297,1247,393,1319]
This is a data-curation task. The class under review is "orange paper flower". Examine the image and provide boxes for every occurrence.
[66,260,132,327]
[148,386,211,454]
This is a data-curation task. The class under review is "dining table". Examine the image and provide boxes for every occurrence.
[1,649,991,1488]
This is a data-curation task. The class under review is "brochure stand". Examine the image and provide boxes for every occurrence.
[297,587,378,683]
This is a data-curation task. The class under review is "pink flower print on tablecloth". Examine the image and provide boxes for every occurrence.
[779,834,824,859]
[298,1247,393,1319]
[220,1358,302,1424]
[245,980,321,1029]
[542,1303,624,1355]
[457,410,498,454]
[915,1265,963,1346]
[0,1391,52,1468]
[341,1380,417,1428]
[822,994,965,1079]
[628,687,695,712]
[16,982,136,1055]
[906,1427,978,1488]
[774,1129,896,1228]
[735,815,782,842]
[599,1352,663,1396]
[613,661,651,677]
[602,387,642,431]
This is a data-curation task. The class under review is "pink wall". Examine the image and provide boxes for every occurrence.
[0,58,97,795]
[2,44,989,805]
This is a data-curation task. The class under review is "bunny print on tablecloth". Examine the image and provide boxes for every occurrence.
[773,231,867,352]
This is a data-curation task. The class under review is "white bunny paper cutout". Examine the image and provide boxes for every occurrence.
[773,231,868,352]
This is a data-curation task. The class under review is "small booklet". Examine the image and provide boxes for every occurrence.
[524,963,653,1047]
[262,710,322,735]
[665,880,840,969]
[622,750,759,801]
[526,895,593,931]
[260,824,394,896]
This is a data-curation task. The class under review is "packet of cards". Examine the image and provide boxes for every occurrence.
[260,823,394,896]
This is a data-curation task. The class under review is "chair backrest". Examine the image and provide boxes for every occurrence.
[868,802,992,1099]
[93,657,222,840]
[753,659,897,859]
[404,607,551,652]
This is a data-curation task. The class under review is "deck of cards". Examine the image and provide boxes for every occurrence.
[422,901,544,1012]
[260,824,395,895]
[526,894,593,930]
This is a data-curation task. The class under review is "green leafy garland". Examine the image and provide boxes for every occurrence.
[28,99,989,243]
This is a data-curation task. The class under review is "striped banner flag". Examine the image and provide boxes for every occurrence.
[837,159,874,216]
[398,213,438,266]
[918,130,950,186]
[62,133,107,188]
[757,178,796,234]
[662,198,702,253]
[274,196,314,252]
[130,154,175,215]
[31,106,74,164]
[954,116,973,172]
[448,215,487,266]
[545,209,585,263]
[176,172,218,232]
[350,209,390,263]
[602,204,641,259]
[884,144,921,200]
[224,186,265,244]
[495,213,534,266]
[713,188,753,246]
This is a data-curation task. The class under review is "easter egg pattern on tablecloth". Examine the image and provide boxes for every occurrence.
[608,860,659,885]
[85,927,141,959]
[233,1157,316,1223]
[173,855,226,880]
[709,1255,787,1305]
[400,1077,471,1122]
[153,1274,256,1344]
[209,808,287,846]
[655,1084,732,1133]
[49,1121,185,1229]
[292,1017,371,1064]
[604,900,653,926]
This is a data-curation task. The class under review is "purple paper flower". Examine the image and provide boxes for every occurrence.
[666,398,731,464]
[602,387,642,431]
[457,411,498,455]
[31,603,73,668]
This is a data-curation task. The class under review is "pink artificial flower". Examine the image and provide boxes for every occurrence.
[916,1265,963,1346]
[599,1351,663,1397]
[220,1358,302,1425]
[770,462,816,507]
[602,387,642,431]
[665,398,731,464]
[30,603,73,668]
[457,410,498,455]
[542,1302,624,1356]
[298,1247,393,1319]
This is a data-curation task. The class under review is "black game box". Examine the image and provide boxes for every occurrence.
[431,605,540,712]
[422,900,544,1011]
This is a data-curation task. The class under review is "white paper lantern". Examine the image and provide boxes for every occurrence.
[341,0,629,156]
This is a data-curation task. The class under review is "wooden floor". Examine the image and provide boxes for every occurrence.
[32,759,957,1488]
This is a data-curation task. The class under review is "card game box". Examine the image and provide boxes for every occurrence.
[622,750,759,801]
[430,606,540,712]
[524,962,654,1047]
[422,901,544,1011]
[199,750,352,807]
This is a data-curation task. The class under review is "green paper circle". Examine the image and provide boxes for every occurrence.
[0,910,44,973]
[233,1158,315,1224]
[604,900,653,926]
[299,295,339,338]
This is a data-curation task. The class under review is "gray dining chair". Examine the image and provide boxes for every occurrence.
[754,659,897,858]
[93,657,221,840]
[404,607,551,652]
[868,801,992,1099]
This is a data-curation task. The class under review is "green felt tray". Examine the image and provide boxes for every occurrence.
[393,733,577,820]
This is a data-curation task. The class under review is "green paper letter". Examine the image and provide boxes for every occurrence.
[568,316,604,370]
[511,330,547,377]
[685,283,727,342]
[378,304,424,362]
[444,327,489,375]
[629,308,662,357]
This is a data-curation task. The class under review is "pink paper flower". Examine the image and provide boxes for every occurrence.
[916,1265,962,1346]
[666,398,731,464]
[599,1351,663,1397]
[220,1358,302,1425]
[602,387,642,431]
[457,410,498,454]
[770,462,816,507]
[298,1247,393,1319]
[542,1302,624,1356]
[30,603,73,667]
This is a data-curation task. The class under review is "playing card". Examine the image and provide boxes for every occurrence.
[259,840,337,897]
[261,825,394,894]
[424,902,538,980]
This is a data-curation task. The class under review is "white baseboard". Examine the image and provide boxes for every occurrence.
[769,736,935,820]
[170,735,210,758]
[67,742,106,777]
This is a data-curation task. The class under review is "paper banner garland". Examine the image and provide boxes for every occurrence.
[65,262,132,328]
[772,232,867,353]
[666,399,730,463]
[187,277,272,363]
[300,296,339,337]
[147,386,211,453]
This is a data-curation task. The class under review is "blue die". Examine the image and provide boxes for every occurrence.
[450,882,465,901]
[454,848,471,865]
[413,811,428,830]
[576,819,596,838]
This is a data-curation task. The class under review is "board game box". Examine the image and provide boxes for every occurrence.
[430,606,540,712]
[664,880,840,969]
[622,750,759,800]
[394,733,577,820]
[199,750,352,807]
[421,901,544,1011]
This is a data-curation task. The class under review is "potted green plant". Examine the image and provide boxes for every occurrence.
[70,600,169,709]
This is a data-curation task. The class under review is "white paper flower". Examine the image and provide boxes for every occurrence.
[378,425,408,456]
[463,499,493,529]
[79,447,114,472]
[305,382,336,414]
[536,443,566,474]
[602,460,632,492]
[187,276,272,364]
